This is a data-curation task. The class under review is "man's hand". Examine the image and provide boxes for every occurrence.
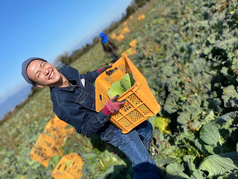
[98,65,112,74]
[102,95,126,115]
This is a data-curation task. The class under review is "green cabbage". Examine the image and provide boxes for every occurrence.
[107,73,135,99]
[120,73,135,91]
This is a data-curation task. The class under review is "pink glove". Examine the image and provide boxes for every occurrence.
[98,65,112,74]
[102,95,126,115]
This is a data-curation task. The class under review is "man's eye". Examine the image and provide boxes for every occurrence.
[36,72,40,78]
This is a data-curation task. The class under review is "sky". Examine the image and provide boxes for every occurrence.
[0,0,132,119]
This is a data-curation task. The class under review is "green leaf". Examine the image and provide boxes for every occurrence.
[107,73,135,99]
[120,73,135,91]
[215,111,238,125]
[107,81,125,98]
[148,115,157,130]
[222,85,238,108]
[183,155,196,173]
[190,170,206,179]
[166,162,189,178]
[200,122,222,146]
[154,116,171,134]
[177,111,190,125]
[198,152,238,177]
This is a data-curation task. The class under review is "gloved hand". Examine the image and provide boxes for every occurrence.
[102,95,126,115]
[98,65,112,74]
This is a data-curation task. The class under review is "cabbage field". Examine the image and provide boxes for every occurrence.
[1,0,238,178]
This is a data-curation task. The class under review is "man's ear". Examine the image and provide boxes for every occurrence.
[35,83,44,88]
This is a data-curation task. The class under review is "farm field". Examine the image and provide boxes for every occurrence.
[1,0,238,178]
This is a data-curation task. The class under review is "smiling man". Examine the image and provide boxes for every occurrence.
[21,57,160,179]
[25,58,68,88]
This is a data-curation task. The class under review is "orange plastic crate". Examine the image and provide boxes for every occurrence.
[129,39,137,48]
[95,56,160,134]
[30,133,62,167]
[110,32,117,39]
[123,21,128,26]
[116,34,124,42]
[51,153,84,179]
[138,14,145,21]
[44,115,75,141]
[120,27,130,34]
[121,47,137,57]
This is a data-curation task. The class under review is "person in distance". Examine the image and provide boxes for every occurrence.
[99,32,120,63]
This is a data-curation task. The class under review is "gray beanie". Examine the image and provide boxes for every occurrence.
[21,57,47,85]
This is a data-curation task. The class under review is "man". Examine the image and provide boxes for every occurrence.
[100,32,119,63]
[21,57,160,178]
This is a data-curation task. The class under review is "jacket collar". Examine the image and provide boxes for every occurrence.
[50,65,80,92]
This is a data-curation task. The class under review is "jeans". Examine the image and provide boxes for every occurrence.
[101,120,160,179]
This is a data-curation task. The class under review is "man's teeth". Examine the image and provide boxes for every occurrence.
[50,71,54,79]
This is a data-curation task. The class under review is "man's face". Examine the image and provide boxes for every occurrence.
[27,60,62,87]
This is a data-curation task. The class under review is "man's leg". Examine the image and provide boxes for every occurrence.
[134,120,153,152]
[101,124,159,179]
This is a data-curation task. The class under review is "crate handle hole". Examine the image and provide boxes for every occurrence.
[106,67,118,76]
[58,164,62,170]
[100,94,102,101]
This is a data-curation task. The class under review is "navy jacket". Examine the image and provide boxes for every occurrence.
[50,65,116,137]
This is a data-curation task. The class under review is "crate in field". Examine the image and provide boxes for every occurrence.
[123,21,128,26]
[129,39,137,48]
[121,47,137,57]
[30,133,62,167]
[51,153,84,179]
[95,56,160,134]
[110,32,117,39]
[120,27,130,34]
[116,34,124,42]
[44,115,75,142]
[138,14,145,21]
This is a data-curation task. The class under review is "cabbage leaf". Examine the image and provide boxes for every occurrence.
[107,73,135,99]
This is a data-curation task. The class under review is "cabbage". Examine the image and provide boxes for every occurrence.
[107,81,125,99]
[107,73,135,99]
[120,73,135,91]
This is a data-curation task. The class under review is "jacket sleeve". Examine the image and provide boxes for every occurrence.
[55,102,110,137]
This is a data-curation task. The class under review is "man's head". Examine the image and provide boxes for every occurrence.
[100,32,106,38]
[22,57,62,88]
[99,32,108,44]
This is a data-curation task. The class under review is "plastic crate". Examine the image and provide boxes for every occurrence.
[44,115,75,141]
[95,56,160,134]
[129,39,137,48]
[51,153,84,179]
[121,47,137,57]
[116,34,124,42]
[110,32,117,39]
[138,14,145,21]
[123,21,128,26]
[30,133,62,167]
[120,27,130,34]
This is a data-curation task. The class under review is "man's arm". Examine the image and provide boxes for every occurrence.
[55,103,110,137]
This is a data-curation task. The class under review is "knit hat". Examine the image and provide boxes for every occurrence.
[21,57,47,85]
[100,32,108,44]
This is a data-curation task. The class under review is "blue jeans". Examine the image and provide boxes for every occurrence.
[101,120,160,179]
